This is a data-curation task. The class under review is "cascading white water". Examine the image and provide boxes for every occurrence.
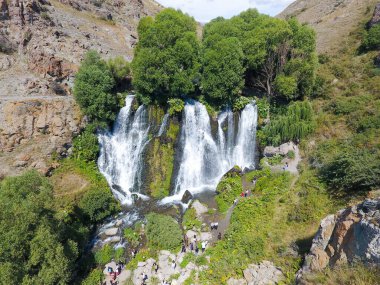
[98,95,150,205]
[162,101,258,203]
[157,113,169,137]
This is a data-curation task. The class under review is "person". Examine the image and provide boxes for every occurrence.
[195,244,199,255]
[240,191,245,197]
[171,260,176,269]
[117,264,122,275]
[218,232,222,240]
[153,262,159,273]
[245,190,249,197]
[184,235,189,247]
[107,266,113,274]
[286,162,289,168]
[201,241,208,253]
[233,198,238,205]
[181,243,186,253]
[190,242,194,252]
[214,222,218,230]
[193,235,197,244]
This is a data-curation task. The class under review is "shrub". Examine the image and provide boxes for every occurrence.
[182,208,202,230]
[233,96,251,112]
[81,269,104,285]
[215,176,242,213]
[287,150,295,159]
[107,56,131,85]
[72,127,100,162]
[94,244,114,265]
[124,228,140,248]
[362,24,380,50]
[146,213,182,251]
[320,148,380,192]
[79,187,120,223]
[263,101,316,146]
[168,98,185,116]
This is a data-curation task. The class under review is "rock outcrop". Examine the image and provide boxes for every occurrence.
[368,3,380,28]
[227,261,285,285]
[0,0,161,176]
[296,198,380,283]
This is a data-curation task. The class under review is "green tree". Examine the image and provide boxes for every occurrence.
[72,126,100,162]
[74,51,118,124]
[201,37,245,104]
[81,269,104,285]
[363,24,380,50]
[107,56,131,86]
[132,9,201,103]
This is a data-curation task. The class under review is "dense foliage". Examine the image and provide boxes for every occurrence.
[132,9,200,103]
[146,213,182,250]
[362,24,380,50]
[132,8,317,108]
[0,171,78,284]
[72,125,100,162]
[74,51,119,124]
[259,101,316,146]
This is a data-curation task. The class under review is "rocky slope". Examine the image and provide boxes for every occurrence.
[0,0,161,176]
[296,198,380,283]
[279,0,379,53]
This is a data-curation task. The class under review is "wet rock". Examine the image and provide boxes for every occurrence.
[224,165,243,178]
[181,190,193,204]
[104,228,118,236]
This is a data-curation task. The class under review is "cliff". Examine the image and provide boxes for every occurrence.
[278,0,379,53]
[0,0,161,176]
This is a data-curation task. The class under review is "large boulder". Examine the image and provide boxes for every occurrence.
[296,198,380,282]
[181,190,193,204]
[263,142,296,157]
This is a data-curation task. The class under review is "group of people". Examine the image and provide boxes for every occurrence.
[240,189,250,198]
[182,234,209,255]
[106,261,124,285]
[282,162,289,171]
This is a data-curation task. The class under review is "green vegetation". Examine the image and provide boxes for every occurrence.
[182,207,202,230]
[81,269,104,285]
[215,175,242,213]
[132,8,317,109]
[362,24,380,50]
[168,98,185,116]
[0,171,78,284]
[146,213,182,251]
[132,9,200,103]
[107,56,131,86]
[124,228,140,248]
[72,124,100,162]
[74,51,118,124]
[259,101,316,146]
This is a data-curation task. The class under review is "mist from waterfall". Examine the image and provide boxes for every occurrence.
[98,96,150,205]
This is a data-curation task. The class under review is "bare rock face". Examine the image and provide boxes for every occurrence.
[368,3,380,28]
[296,199,380,283]
[0,0,161,176]
[228,261,284,285]
[263,142,296,157]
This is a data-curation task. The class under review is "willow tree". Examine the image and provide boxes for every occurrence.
[132,9,201,103]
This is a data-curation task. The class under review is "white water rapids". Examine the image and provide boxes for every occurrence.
[98,95,258,205]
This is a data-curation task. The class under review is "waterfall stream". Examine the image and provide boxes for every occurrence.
[98,96,150,205]
[98,95,258,205]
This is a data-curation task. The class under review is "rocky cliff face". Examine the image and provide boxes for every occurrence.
[296,198,380,284]
[0,0,161,176]
[279,0,379,53]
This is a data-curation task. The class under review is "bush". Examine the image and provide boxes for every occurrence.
[124,228,140,248]
[263,101,316,146]
[182,208,202,230]
[81,269,104,285]
[287,150,295,159]
[72,127,100,162]
[215,176,242,213]
[74,51,118,124]
[168,98,185,116]
[79,187,120,223]
[320,148,380,192]
[362,24,380,50]
[107,56,131,85]
[233,96,251,112]
[146,213,182,251]
[94,244,114,265]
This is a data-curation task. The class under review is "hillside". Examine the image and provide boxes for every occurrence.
[279,0,379,53]
[0,0,161,177]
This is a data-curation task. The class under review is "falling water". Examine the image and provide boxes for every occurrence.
[157,113,169,137]
[98,95,150,205]
[162,101,258,203]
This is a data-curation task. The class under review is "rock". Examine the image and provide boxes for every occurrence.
[224,165,243,177]
[264,142,296,157]
[191,200,208,217]
[227,278,247,285]
[181,190,193,204]
[368,3,380,28]
[297,198,380,282]
[13,160,28,167]
[104,228,118,236]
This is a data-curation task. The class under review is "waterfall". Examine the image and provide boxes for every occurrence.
[98,95,150,205]
[162,101,258,203]
[157,113,169,137]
